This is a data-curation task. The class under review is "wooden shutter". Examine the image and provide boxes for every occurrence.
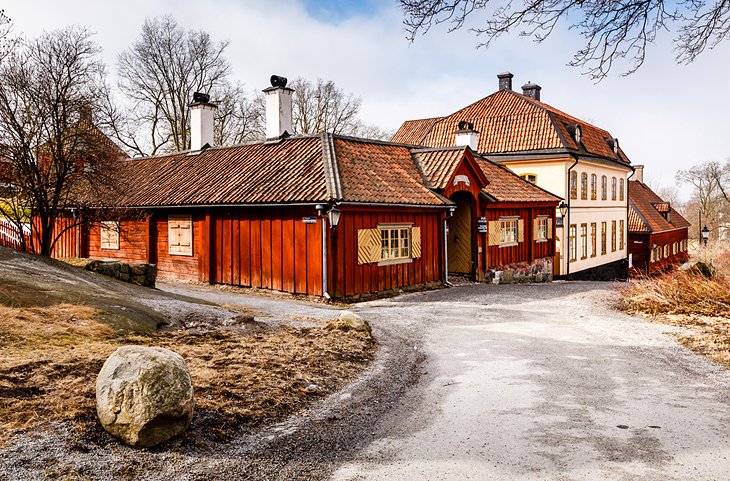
[357,228,381,264]
[487,220,500,246]
[547,218,553,239]
[411,227,422,258]
[518,219,525,242]
[100,221,119,250]
[169,215,193,256]
[532,218,539,241]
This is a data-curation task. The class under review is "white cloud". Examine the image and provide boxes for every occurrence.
[4,0,729,196]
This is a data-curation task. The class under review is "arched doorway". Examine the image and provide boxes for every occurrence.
[447,192,474,275]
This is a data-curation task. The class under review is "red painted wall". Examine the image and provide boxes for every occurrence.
[629,228,689,275]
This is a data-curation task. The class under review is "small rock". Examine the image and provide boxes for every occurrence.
[96,346,195,448]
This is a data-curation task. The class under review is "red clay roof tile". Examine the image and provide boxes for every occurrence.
[628,181,690,233]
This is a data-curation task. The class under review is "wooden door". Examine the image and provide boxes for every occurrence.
[448,196,472,274]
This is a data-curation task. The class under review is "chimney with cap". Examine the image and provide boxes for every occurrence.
[634,165,644,183]
[498,72,513,91]
[264,75,294,140]
[522,82,542,101]
[190,92,217,151]
[455,121,479,151]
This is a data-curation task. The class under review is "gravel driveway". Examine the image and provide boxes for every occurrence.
[3,280,727,480]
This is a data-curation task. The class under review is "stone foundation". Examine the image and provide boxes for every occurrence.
[86,260,156,288]
[484,257,553,285]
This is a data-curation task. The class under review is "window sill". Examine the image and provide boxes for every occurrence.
[170,252,194,257]
[569,259,577,263]
[378,257,413,267]
[499,242,518,248]
[535,239,548,243]
[581,256,587,260]
[100,247,120,250]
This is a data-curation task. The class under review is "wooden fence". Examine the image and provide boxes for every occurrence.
[0,219,31,251]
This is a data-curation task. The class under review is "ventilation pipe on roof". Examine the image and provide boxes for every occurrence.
[190,92,217,151]
[522,82,542,101]
[634,165,644,183]
[454,121,479,151]
[498,72,513,91]
[263,75,294,140]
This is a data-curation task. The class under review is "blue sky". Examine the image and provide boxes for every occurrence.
[4,0,729,195]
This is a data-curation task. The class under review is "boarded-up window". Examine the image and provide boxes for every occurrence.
[100,221,120,250]
[357,225,421,265]
[169,215,193,256]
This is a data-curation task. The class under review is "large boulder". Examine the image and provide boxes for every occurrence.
[96,346,194,448]
[327,311,372,335]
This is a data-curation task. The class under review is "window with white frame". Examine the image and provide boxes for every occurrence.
[581,172,588,200]
[580,223,588,259]
[611,220,617,251]
[536,216,548,241]
[168,215,193,256]
[590,222,597,257]
[591,174,597,200]
[611,177,617,201]
[500,218,519,245]
[601,175,607,200]
[381,226,411,261]
[619,178,625,201]
[100,221,120,250]
[569,224,577,262]
[619,220,624,250]
[601,222,607,254]
[663,244,669,258]
[570,171,578,200]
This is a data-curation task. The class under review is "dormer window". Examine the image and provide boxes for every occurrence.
[574,125,582,144]
[612,138,619,154]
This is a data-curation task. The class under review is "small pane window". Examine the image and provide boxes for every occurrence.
[619,220,624,249]
[611,177,617,201]
[581,172,588,200]
[591,174,597,200]
[570,171,577,200]
[590,223,597,257]
[611,220,617,252]
[520,173,537,184]
[601,176,607,200]
[100,221,120,250]
[500,218,518,245]
[601,222,607,255]
[619,178,625,201]
[536,217,548,241]
[569,224,577,262]
[380,227,411,261]
[580,223,588,259]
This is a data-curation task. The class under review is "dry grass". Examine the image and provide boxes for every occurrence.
[618,243,730,369]
[0,304,375,445]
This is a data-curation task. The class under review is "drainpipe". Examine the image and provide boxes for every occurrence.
[565,155,579,278]
[444,209,453,286]
[625,166,635,276]
[316,204,330,299]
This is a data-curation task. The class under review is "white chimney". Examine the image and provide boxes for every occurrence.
[634,165,644,183]
[455,121,479,151]
[264,75,294,140]
[190,92,216,151]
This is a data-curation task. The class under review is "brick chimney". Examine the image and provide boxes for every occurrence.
[189,92,216,151]
[263,75,294,140]
[498,72,513,91]
[522,82,542,101]
[455,121,479,151]
[634,165,644,183]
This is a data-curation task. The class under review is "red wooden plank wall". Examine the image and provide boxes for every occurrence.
[86,219,148,263]
[328,207,444,299]
[210,207,323,296]
[482,205,556,269]
[154,212,202,281]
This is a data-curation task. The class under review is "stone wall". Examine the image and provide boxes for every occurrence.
[86,260,156,288]
[485,257,553,284]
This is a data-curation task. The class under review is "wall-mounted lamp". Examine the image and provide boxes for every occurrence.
[558,201,568,219]
[328,207,342,229]
[448,206,456,217]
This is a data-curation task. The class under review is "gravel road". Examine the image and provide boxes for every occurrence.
[2,280,728,480]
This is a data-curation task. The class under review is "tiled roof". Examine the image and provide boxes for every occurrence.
[333,136,447,205]
[109,134,450,208]
[475,155,562,203]
[628,181,691,233]
[412,146,560,203]
[395,89,630,165]
[411,148,465,189]
[391,117,444,145]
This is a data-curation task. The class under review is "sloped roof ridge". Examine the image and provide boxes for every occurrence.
[320,132,342,200]
[475,153,562,201]
[331,132,424,149]
[628,199,652,233]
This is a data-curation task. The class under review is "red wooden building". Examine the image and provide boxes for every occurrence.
[44,81,560,299]
[628,175,690,275]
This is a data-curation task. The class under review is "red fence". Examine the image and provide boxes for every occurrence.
[0,220,31,251]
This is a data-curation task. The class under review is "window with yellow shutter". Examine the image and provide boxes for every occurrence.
[169,215,193,256]
[357,225,421,265]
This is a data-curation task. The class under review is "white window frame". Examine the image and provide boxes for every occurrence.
[100,221,120,250]
[569,224,577,262]
[380,224,411,262]
[536,216,548,242]
[169,215,193,256]
[500,217,519,246]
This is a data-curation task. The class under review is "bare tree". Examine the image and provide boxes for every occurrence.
[0,27,121,255]
[677,160,730,240]
[213,81,265,145]
[290,77,362,135]
[399,0,730,80]
[115,15,231,156]
[0,9,14,64]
